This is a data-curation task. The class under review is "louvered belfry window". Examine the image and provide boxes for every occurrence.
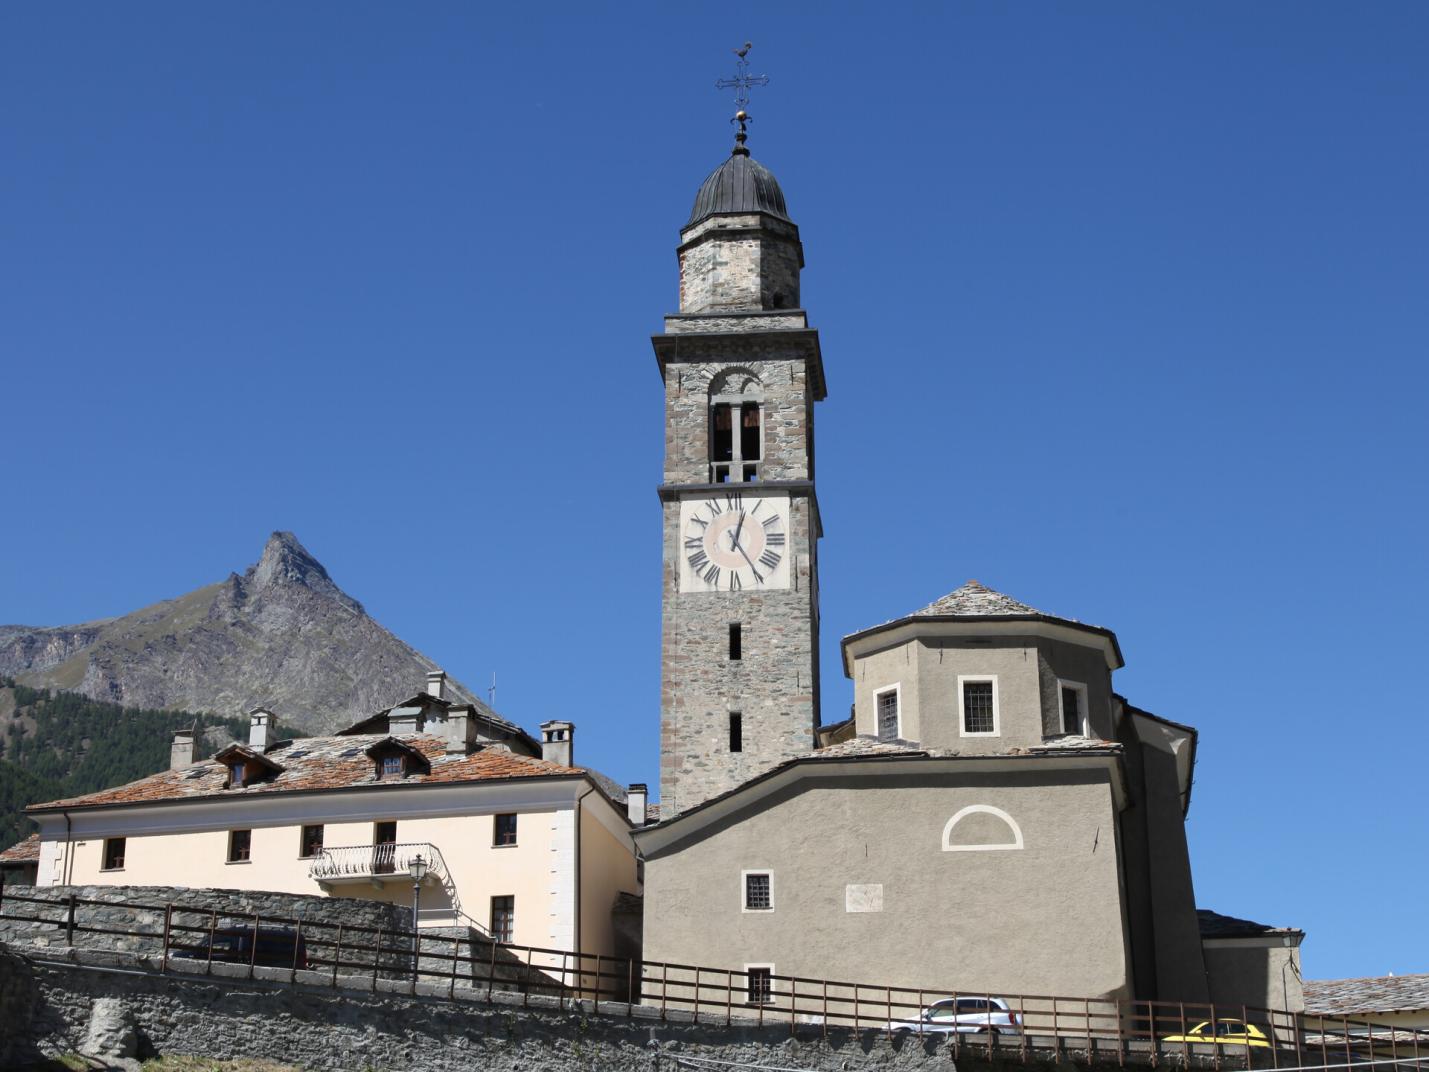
[710,402,762,483]
[963,681,995,734]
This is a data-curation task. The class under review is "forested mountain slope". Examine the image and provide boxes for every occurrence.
[0,678,249,852]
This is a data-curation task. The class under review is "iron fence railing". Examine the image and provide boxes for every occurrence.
[1,882,1424,1071]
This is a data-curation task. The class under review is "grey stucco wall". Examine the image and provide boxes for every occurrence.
[1114,720,1209,1005]
[851,635,1115,751]
[642,768,1134,1002]
[1203,941,1304,1016]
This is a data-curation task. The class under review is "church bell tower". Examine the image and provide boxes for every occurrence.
[654,112,826,816]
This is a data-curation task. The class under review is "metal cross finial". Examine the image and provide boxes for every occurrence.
[715,42,768,152]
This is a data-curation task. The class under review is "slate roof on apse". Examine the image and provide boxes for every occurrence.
[914,579,1058,619]
[1196,908,1304,939]
[27,734,584,811]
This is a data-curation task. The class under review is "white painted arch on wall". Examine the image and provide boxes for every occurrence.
[941,804,1024,852]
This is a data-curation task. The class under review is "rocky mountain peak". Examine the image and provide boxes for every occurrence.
[249,531,342,600]
[0,531,472,731]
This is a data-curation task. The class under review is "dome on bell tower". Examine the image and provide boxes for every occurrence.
[686,149,791,228]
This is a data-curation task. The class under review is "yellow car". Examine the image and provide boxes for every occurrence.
[1163,1020,1271,1048]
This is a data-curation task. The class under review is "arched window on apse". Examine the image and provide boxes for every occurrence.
[709,369,764,484]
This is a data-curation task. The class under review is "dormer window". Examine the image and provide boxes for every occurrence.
[364,737,431,781]
[215,744,284,790]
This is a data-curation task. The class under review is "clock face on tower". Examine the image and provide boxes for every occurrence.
[678,491,792,593]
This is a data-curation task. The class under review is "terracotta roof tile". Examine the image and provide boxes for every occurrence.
[27,734,585,812]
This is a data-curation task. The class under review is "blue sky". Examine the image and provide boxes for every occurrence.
[2,3,1425,980]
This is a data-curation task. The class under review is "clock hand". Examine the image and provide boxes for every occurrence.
[729,537,763,580]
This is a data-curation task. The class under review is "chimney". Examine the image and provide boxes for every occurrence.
[389,705,421,736]
[426,669,447,701]
[170,729,196,770]
[540,720,574,767]
[445,706,475,754]
[626,783,648,826]
[248,708,278,753]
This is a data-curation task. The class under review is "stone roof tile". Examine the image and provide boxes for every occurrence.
[1197,908,1304,939]
[914,579,1059,619]
[0,832,40,863]
[1304,974,1429,1017]
[27,734,585,812]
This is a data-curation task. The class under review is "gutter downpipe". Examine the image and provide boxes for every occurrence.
[573,783,594,992]
[63,810,73,886]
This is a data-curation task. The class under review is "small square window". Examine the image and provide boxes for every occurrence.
[494,813,518,847]
[299,824,324,858]
[743,870,773,911]
[229,762,246,787]
[379,754,404,779]
[102,837,126,871]
[746,966,774,1005]
[490,895,515,943]
[228,829,252,863]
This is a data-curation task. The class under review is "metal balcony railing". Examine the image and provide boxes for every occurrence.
[308,842,450,886]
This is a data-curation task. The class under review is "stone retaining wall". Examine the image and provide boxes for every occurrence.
[0,943,1148,1072]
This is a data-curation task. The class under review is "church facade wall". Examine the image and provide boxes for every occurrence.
[640,768,1134,1003]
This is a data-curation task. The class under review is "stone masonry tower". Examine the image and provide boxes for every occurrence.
[654,119,826,816]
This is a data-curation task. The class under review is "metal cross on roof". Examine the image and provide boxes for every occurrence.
[715,42,769,114]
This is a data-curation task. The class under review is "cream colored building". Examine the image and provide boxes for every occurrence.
[27,687,643,961]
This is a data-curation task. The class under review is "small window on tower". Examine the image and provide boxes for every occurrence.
[875,686,900,742]
[729,623,742,661]
[729,712,743,753]
[1058,681,1088,736]
[711,403,734,483]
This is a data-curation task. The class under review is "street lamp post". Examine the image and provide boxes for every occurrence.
[407,853,428,976]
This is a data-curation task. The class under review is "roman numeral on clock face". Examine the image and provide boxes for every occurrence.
[683,537,703,550]
[762,515,780,530]
[759,550,781,571]
[687,551,708,571]
[702,563,721,585]
[729,572,742,592]
[765,532,785,547]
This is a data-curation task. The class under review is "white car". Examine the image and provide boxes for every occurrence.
[887,997,1023,1038]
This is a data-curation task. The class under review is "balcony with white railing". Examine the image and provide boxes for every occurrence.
[308,842,467,926]
[306,841,446,888]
